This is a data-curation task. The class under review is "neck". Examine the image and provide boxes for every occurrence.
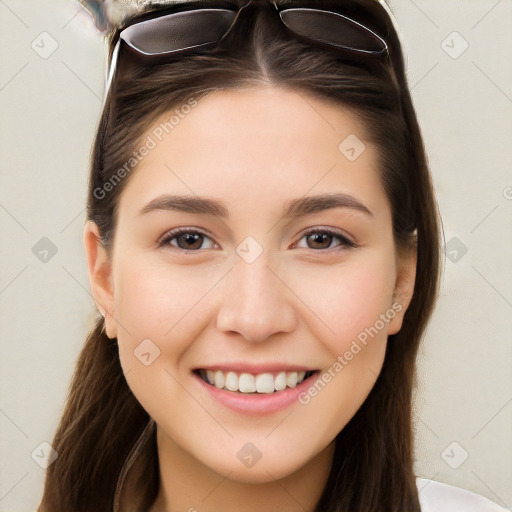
[149,426,335,512]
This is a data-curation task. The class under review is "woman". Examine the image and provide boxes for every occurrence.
[37,1,509,511]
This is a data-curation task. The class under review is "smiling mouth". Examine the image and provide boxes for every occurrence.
[194,369,318,394]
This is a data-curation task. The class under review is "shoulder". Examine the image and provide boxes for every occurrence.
[416,476,510,512]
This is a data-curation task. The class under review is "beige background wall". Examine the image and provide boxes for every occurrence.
[0,1,511,510]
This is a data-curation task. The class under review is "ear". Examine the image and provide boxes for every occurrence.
[387,244,417,335]
[83,220,117,339]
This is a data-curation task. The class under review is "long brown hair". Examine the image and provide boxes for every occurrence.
[37,1,442,511]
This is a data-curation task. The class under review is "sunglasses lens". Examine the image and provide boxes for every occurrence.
[121,9,237,56]
[280,8,387,54]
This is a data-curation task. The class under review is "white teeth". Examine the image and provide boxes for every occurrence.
[274,371,287,391]
[286,371,298,388]
[214,370,225,389]
[225,371,238,392]
[206,370,215,385]
[239,373,256,393]
[255,373,274,394]
[199,369,311,393]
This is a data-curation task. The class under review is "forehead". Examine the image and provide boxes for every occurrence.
[117,85,387,217]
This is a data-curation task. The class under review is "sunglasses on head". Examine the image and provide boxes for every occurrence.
[104,0,392,102]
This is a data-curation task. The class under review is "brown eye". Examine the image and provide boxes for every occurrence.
[175,232,204,250]
[307,232,335,249]
[159,229,216,251]
[296,229,357,251]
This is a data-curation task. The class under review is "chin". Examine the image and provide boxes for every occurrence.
[220,461,301,485]
[200,444,316,485]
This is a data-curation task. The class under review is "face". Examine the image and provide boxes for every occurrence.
[84,85,416,484]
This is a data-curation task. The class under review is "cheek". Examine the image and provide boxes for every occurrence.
[111,255,210,416]
[112,254,220,381]
[113,254,212,337]
[288,252,396,357]
[291,259,395,440]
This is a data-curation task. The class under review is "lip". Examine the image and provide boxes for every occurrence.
[192,369,320,416]
[195,363,315,374]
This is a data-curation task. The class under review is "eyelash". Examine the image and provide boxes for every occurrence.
[157,227,358,253]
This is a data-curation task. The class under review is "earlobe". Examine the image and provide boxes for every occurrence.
[388,246,417,336]
[83,220,117,339]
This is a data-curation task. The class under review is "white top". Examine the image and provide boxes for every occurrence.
[417,477,510,511]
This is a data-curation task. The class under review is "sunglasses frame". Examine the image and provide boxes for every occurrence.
[103,0,395,104]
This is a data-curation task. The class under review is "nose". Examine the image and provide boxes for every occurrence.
[215,252,298,343]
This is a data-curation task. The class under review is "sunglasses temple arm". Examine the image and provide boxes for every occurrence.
[102,38,121,108]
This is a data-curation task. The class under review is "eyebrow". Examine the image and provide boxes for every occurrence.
[138,192,373,219]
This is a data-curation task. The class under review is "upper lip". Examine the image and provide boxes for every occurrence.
[194,363,317,374]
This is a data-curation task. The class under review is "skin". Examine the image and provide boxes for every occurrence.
[84,85,416,512]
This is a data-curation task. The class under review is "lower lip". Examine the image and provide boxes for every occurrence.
[193,371,319,415]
